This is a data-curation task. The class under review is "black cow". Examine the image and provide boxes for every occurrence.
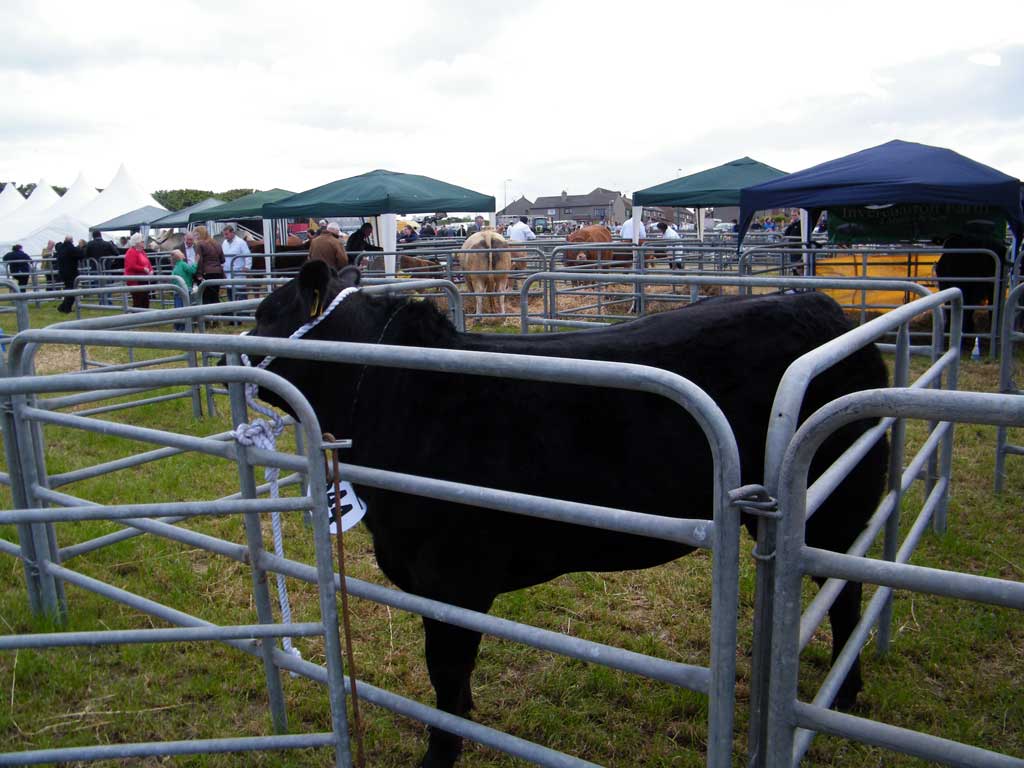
[936,233,1008,346]
[251,262,889,768]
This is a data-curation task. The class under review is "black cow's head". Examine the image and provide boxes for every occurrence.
[254,261,362,341]
[249,261,368,431]
[249,259,458,437]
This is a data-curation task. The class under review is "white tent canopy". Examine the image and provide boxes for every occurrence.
[75,164,165,229]
[0,180,77,254]
[0,173,99,250]
[4,213,90,258]
[42,171,98,220]
[0,179,58,223]
[0,184,26,219]
[0,165,164,256]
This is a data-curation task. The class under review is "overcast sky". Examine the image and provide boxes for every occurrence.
[1,0,1022,211]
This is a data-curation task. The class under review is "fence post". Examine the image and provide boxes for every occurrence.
[0,393,44,615]
[10,392,65,620]
[226,357,290,734]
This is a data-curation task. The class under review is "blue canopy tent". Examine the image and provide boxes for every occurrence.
[738,140,1024,248]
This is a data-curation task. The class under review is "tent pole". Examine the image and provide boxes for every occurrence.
[262,218,275,280]
[697,207,704,242]
[381,213,397,276]
[800,209,810,276]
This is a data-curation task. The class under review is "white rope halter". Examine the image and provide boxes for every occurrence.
[235,285,360,664]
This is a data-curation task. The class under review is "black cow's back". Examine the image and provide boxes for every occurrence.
[351,291,888,595]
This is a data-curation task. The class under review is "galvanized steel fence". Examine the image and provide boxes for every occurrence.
[994,282,1024,491]
[1,281,1018,767]
[0,325,745,767]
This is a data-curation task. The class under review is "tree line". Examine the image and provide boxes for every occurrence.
[2,184,256,212]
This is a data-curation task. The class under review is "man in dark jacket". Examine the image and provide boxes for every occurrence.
[84,230,120,303]
[54,235,84,312]
[84,230,119,265]
[345,223,383,266]
[3,244,31,289]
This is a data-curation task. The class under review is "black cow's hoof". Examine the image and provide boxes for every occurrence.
[832,680,862,711]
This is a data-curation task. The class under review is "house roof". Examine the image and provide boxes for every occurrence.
[532,188,626,209]
[497,195,533,216]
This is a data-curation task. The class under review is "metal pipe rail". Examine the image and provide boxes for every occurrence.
[2,329,744,767]
[747,287,961,764]
[994,281,1024,491]
[518,272,939,342]
[766,389,1024,768]
[0,365,354,767]
[738,244,1004,358]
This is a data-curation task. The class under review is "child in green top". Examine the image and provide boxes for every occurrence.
[170,250,197,331]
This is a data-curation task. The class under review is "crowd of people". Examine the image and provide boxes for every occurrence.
[0,211,731,314]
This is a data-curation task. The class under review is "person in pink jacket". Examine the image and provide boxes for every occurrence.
[124,233,153,309]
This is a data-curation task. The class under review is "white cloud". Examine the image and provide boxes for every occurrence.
[0,0,1021,206]
[969,52,1003,67]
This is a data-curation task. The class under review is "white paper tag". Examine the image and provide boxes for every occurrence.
[325,480,367,534]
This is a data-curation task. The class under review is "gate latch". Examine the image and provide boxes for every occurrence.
[728,485,780,519]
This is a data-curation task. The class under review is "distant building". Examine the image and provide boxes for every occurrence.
[497,195,533,227]
[528,188,630,226]
[709,206,740,223]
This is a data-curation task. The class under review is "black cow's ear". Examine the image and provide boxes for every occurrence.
[338,265,362,288]
[298,260,332,317]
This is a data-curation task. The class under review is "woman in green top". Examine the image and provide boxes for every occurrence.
[170,250,197,331]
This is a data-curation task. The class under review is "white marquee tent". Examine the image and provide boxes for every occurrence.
[42,171,98,219]
[4,214,92,259]
[0,180,59,224]
[0,166,164,256]
[74,164,164,229]
[0,184,26,219]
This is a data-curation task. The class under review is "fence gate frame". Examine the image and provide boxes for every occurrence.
[0,364,355,767]
[2,324,746,768]
[766,389,1024,768]
[994,281,1024,491]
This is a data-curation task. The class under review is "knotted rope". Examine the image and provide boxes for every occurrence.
[235,285,360,663]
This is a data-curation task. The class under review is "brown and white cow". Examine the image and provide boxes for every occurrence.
[460,229,512,319]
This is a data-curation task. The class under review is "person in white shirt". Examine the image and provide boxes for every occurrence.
[182,231,198,266]
[657,221,680,239]
[221,223,251,302]
[507,216,536,243]
[657,221,683,268]
[620,217,647,243]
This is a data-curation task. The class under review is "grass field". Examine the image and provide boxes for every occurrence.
[0,295,1021,767]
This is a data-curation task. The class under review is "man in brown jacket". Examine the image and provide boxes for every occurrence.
[308,222,348,271]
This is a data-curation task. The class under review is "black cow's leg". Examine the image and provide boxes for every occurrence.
[419,599,494,768]
[961,302,977,348]
[822,578,864,710]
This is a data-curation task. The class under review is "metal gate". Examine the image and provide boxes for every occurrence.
[1,321,745,767]
[766,389,1024,767]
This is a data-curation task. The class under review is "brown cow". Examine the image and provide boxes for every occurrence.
[565,224,618,267]
[461,229,512,319]
[363,254,444,276]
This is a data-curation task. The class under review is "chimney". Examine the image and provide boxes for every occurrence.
[561,190,567,201]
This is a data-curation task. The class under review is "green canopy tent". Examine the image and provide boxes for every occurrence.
[632,157,787,240]
[262,169,496,274]
[149,197,225,229]
[187,189,295,224]
[92,205,169,233]
[187,190,296,275]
